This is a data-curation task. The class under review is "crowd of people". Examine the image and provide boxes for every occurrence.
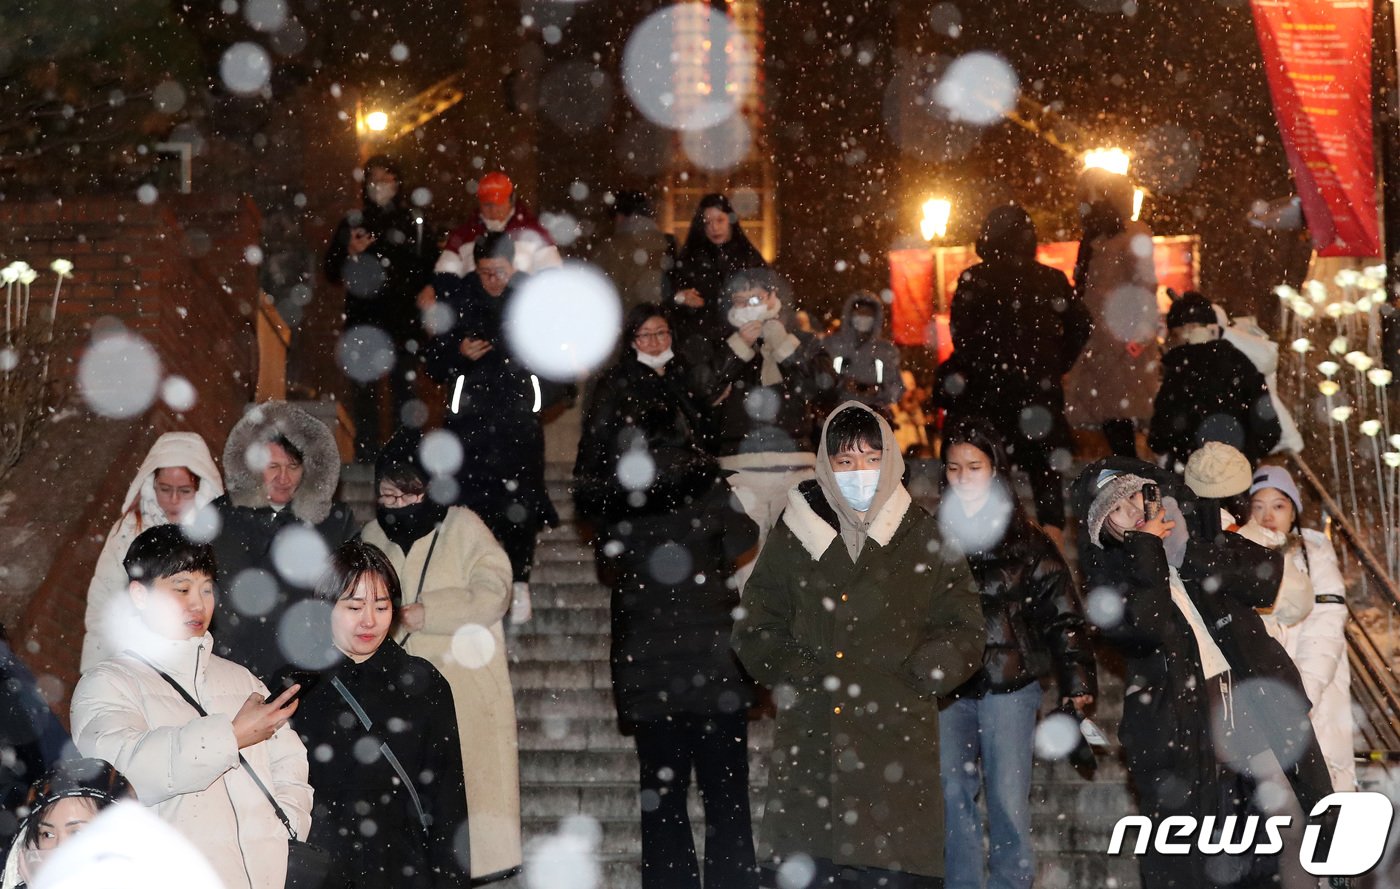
[0,157,1363,889]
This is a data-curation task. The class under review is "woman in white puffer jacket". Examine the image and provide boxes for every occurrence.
[1239,465,1355,792]
[81,432,224,672]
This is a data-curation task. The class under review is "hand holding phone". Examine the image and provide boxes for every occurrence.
[1141,483,1160,522]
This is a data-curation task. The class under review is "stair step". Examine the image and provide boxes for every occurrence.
[517,716,778,753]
[515,607,610,636]
[508,633,610,664]
[511,661,613,691]
[530,560,601,585]
[529,582,610,610]
[517,687,616,719]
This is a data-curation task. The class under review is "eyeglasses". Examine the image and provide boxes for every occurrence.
[378,492,418,507]
[635,330,672,342]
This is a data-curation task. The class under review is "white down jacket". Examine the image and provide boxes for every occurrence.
[1252,527,1355,792]
[82,433,224,672]
[70,631,313,889]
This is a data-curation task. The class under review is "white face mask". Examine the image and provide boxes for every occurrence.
[483,216,508,233]
[636,347,673,369]
[367,182,398,207]
[728,298,778,328]
[834,468,880,512]
[1184,326,1217,345]
[851,315,876,333]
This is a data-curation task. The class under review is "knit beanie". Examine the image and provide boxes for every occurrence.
[1166,291,1218,330]
[1087,471,1152,547]
[1249,465,1303,521]
[1184,441,1253,498]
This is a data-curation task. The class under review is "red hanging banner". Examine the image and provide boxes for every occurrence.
[1251,0,1379,257]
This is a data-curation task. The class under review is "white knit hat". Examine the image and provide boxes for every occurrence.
[1184,442,1253,499]
[1087,471,1152,547]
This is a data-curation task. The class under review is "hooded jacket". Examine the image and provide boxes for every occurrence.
[70,630,313,889]
[732,403,984,878]
[942,206,1090,452]
[82,432,225,672]
[1148,338,1281,466]
[822,295,904,410]
[210,402,357,683]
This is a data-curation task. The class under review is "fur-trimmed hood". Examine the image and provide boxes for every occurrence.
[122,432,224,528]
[221,401,341,524]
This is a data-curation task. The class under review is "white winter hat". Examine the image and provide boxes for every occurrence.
[1087,471,1152,548]
[1184,442,1253,499]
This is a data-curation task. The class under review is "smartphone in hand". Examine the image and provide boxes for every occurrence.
[266,670,320,707]
[1141,483,1161,522]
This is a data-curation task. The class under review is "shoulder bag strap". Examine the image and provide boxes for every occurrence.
[129,652,299,841]
[328,676,431,830]
[401,528,442,649]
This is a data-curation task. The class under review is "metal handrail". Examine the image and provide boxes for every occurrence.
[1289,452,1400,754]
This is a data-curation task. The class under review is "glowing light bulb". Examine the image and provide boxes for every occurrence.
[1318,380,1340,397]
[1369,368,1393,387]
[1332,406,1353,422]
[1362,419,1382,437]
[1319,361,1341,378]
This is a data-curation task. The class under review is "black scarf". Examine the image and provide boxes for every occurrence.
[376,499,448,554]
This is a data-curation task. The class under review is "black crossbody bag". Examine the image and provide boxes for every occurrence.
[133,654,330,889]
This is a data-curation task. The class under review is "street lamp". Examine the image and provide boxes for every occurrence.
[1083,147,1131,176]
[920,197,952,241]
[364,110,389,133]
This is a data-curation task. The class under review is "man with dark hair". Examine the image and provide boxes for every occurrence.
[323,154,438,461]
[423,234,559,624]
[734,402,984,888]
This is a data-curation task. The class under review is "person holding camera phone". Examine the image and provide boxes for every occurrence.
[71,524,313,889]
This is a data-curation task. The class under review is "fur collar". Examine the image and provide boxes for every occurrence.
[782,478,912,561]
[221,401,341,525]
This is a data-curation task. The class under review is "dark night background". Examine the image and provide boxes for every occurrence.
[1,0,1323,340]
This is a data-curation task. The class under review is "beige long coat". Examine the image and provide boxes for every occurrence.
[362,507,522,880]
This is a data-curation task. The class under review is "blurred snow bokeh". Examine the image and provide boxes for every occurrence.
[504,264,620,382]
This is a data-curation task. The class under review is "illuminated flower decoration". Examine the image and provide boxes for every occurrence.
[1290,338,1312,354]
[1319,360,1341,378]
[0,264,20,284]
[1274,284,1299,301]
[1385,452,1400,469]
[1305,280,1328,303]
[1324,303,1345,319]
[1368,368,1393,388]
[1334,269,1361,288]
[1318,380,1340,397]
[1361,419,1382,437]
[18,268,36,286]
[1292,301,1316,319]
[1345,351,1373,372]
[1329,337,1348,355]
[50,259,74,278]
[1392,434,1400,449]
[1365,265,1388,283]
[1331,406,1353,422]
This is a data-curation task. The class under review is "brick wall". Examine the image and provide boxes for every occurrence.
[0,194,263,715]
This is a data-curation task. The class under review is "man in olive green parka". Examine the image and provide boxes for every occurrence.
[734,402,985,888]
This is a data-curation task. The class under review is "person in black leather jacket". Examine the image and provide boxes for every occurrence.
[936,417,1096,889]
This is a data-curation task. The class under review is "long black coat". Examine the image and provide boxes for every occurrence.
[573,355,758,727]
[211,497,358,684]
[288,640,469,889]
[667,237,768,342]
[422,272,559,533]
[939,499,1096,699]
[942,209,1092,456]
[1148,340,1281,466]
[323,201,437,345]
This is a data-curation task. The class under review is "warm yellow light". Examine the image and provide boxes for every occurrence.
[1131,188,1145,222]
[365,110,389,133]
[920,198,952,241]
[1083,147,1131,176]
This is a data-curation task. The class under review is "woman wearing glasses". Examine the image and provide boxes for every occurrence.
[573,303,761,889]
[360,428,521,885]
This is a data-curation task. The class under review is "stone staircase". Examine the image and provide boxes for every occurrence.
[507,460,1144,889]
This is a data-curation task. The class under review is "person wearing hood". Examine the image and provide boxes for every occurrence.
[573,303,760,889]
[287,541,470,889]
[433,171,562,279]
[1240,466,1354,793]
[942,204,1091,538]
[323,155,440,461]
[682,267,833,587]
[210,401,358,684]
[82,432,224,673]
[733,402,984,887]
[1064,170,1161,458]
[667,193,770,343]
[1,758,133,889]
[423,232,561,624]
[823,293,905,419]
[936,417,1095,889]
[1148,291,1281,469]
[70,525,313,889]
[360,429,522,884]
